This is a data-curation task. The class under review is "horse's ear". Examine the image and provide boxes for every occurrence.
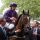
[23,10,25,14]
[28,10,29,14]
[27,10,29,16]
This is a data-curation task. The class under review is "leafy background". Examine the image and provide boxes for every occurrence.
[0,0,40,20]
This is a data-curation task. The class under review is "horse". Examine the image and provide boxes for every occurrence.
[15,10,32,40]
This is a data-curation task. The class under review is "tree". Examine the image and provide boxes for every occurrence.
[0,0,40,19]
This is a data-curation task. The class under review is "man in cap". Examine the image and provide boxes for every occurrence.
[3,2,18,23]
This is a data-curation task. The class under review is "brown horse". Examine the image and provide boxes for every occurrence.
[15,10,31,40]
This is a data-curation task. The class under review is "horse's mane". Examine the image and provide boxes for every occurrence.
[15,14,23,26]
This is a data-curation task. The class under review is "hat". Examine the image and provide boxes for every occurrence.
[10,2,17,7]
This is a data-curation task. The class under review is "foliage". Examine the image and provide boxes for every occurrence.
[0,0,40,19]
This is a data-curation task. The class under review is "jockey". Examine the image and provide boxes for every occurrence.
[3,2,18,23]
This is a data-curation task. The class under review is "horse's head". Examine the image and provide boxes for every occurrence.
[21,10,30,26]
[16,10,30,27]
[20,10,31,31]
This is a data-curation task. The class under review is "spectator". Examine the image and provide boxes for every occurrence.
[0,16,8,40]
